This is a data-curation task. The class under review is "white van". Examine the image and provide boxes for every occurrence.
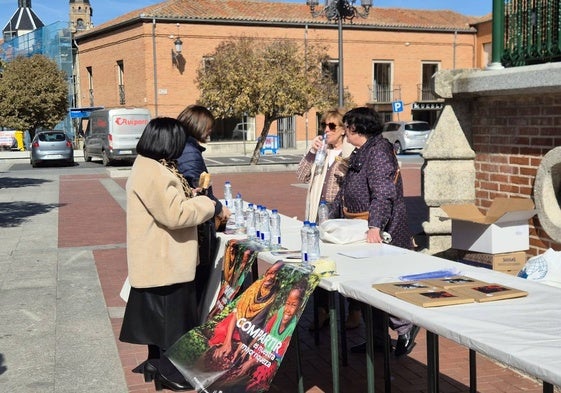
[84,107,151,166]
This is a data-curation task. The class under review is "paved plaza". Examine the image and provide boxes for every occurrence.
[0,156,547,392]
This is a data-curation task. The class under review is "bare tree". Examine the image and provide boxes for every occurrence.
[197,37,349,164]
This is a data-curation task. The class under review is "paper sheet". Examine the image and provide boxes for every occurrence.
[338,245,408,259]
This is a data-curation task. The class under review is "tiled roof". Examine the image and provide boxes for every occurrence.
[86,0,476,35]
[471,13,493,25]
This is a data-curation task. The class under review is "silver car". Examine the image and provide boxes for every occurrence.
[382,121,432,155]
[30,130,75,167]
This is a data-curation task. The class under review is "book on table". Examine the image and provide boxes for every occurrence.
[372,281,441,296]
[452,283,528,302]
[421,275,488,290]
[395,288,475,307]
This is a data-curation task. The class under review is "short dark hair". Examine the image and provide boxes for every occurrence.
[136,117,186,160]
[177,105,215,143]
[343,106,384,137]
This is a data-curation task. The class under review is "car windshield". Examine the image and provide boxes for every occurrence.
[39,133,66,142]
[405,123,431,132]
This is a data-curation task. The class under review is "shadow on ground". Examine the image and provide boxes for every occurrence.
[0,177,51,189]
[0,201,60,227]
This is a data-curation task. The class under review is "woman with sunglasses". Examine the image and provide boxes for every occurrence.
[296,108,355,329]
[297,108,353,223]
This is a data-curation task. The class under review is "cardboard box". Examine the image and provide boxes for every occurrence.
[441,198,536,254]
[460,251,527,271]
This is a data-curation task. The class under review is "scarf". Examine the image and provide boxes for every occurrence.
[159,159,194,198]
[235,279,277,320]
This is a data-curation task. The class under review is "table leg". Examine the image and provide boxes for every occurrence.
[339,294,348,366]
[365,305,375,393]
[294,328,305,393]
[383,312,391,393]
[469,349,477,393]
[426,331,439,393]
[328,291,340,393]
[543,382,553,393]
[313,290,320,345]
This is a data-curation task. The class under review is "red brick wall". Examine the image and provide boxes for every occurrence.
[472,94,561,255]
[77,20,476,143]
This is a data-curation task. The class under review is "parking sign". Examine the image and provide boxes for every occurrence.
[392,101,404,113]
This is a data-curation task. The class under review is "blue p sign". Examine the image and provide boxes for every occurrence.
[392,101,404,113]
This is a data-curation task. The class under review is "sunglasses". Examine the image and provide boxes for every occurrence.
[320,122,339,131]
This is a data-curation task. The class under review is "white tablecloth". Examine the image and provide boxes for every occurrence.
[243,210,561,387]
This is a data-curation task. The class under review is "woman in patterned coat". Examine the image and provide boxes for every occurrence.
[332,106,419,357]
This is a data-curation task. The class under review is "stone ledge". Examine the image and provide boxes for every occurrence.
[449,62,561,97]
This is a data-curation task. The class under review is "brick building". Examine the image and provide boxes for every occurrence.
[74,0,482,151]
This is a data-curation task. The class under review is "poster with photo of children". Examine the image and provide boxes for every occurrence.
[165,261,319,393]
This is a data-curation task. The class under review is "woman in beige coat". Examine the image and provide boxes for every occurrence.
[119,117,215,391]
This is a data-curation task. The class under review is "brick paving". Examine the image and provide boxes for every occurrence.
[57,168,546,393]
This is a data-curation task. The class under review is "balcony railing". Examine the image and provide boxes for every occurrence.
[368,85,400,103]
[118,84,126,105]
[417,84,438,101]
[502,0,561,67]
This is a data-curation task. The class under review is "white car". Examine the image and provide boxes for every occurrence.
[232,123,249,140]
[382,121,432,155]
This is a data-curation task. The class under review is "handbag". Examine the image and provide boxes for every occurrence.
[198,218,219,266]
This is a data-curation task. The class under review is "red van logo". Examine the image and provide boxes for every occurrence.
[114,117,149,126]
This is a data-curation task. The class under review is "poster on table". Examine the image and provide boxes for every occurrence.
[165,260,319,393]
[205,239,260,321]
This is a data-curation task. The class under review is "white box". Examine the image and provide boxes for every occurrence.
[441,198,536,254]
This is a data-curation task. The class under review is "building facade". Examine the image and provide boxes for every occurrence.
[74,0,480,151]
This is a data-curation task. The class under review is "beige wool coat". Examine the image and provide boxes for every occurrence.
[126,155,215,288]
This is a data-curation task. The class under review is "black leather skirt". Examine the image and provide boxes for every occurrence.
[119,281,197,350]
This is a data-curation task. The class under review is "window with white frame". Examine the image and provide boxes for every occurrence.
[372,61,393,102]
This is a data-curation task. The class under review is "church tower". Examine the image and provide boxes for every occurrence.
[69,0,93,33]
[2,0,44,41]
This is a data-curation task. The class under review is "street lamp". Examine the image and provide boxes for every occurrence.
[306,0,372,107]
[171,36,183,67]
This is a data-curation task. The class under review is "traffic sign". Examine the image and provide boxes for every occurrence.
[392,101,404,113]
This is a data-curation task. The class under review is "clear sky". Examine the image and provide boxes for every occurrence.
[0,0,492,29]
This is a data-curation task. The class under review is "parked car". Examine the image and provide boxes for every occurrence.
[382,121,432,155]
[30,130,74,167]
[232,122,249,140]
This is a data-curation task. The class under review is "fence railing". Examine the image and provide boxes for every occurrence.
[502,0,561,67]
[368,85,400,103]
[417,83,438,101]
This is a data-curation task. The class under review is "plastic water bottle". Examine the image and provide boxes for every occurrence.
[307,222,321,262]
[314,136,327,174]
[223,181,233,208]
[269,209,282,250]
[244,203,257,240]
[234,193,245,231]
[318,200,329,225]
[259,209,271,248]
[300,220,311,264]
[255,205,263,241]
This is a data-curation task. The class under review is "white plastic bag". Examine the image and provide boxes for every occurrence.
[517,248,561,288]
[120,276,131,302]
[319,219,368,244]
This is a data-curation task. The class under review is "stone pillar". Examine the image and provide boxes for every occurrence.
[422,70,476,255]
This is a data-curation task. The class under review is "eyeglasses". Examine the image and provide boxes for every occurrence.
[320,122,339,131]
